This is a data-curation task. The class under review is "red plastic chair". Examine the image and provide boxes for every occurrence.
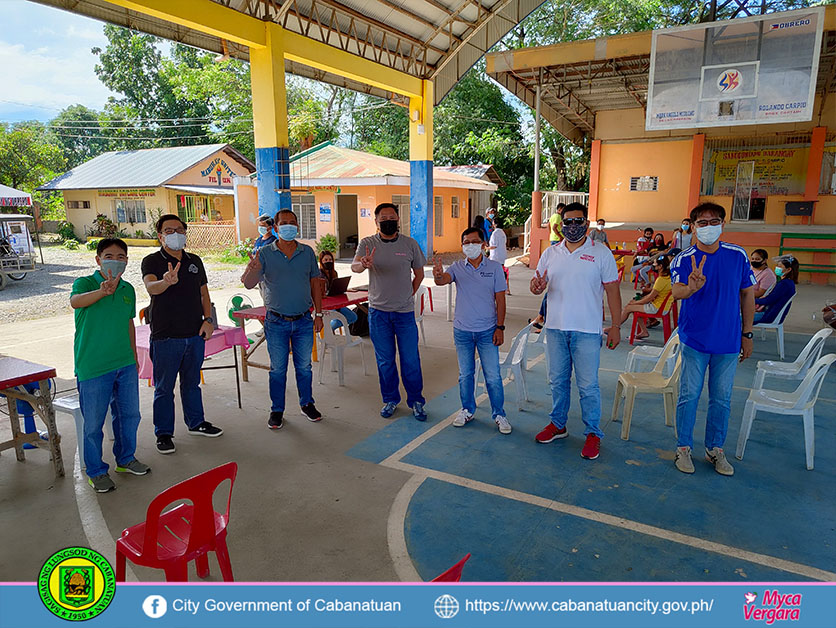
[116,462,238,582]
[629,293,675,345]
[431,553,471,582]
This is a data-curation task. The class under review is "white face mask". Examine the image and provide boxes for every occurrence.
[164,232,187,250]
[696,224,722,246]
[596,224,603,231]
[462,243,483,259]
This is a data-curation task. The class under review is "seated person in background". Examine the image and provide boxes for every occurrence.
[618,256,672,341]
[630,227,655,283]
[589,218,609,247]
[754,257,798,325]
[749,248,776,313]
[319,250,358,331]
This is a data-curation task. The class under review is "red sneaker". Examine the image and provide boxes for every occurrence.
[581,434,600,460]
[535,423,568,443]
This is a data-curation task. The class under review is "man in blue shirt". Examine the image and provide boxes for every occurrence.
[670,202,756,476]
[253,214,276,251]
[433,227,509,433]
[242,209,323,429]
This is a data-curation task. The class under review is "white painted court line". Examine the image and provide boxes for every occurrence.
[73,450,137,581]
[387,475,424,582]
[383,460,836,582]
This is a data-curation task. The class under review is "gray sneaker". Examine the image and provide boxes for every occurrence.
[452,409,474,427]
[88,474,116,493]
[494,415,512,434]
[115,459,151,476]
[674,447,695,474]
[705,447,734,476]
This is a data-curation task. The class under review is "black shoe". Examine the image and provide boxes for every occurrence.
[156,435,175,454]
[188,422,223,437]
[268,412,284,430]
[301,403,322,422]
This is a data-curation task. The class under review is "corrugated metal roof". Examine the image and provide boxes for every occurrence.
[38,144,238,191]
[436,164,506,186]
[289,144,496,190]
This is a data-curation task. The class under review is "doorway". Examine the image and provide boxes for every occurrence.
[337,194,358,259]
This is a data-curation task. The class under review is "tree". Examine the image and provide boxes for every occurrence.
[48,105,112,169]
[0,122,65,190]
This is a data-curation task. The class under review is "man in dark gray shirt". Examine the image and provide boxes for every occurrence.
[352,203,427,421]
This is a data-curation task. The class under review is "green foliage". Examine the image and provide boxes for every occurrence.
[215,238,254,264]
[48,105,112,169]
[86,238,101,251]
[90,214,118,237]
[315,233,338,255]
[134,230,146,239]
[56,221,76,242]
[63,239,80,250]
[0,122,66,191]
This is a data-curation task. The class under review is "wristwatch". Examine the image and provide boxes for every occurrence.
[742,331,753,339]
[496,325,506,331]
[315,312,324,318]
[203,316,214,324]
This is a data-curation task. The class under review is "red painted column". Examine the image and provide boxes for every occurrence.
[528,191,546,269]
[588,139,602,221]
[688,134,705,213]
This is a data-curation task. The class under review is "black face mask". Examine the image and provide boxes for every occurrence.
[379,220,398,236]
[751,260,764,268]
[322,261,334,270]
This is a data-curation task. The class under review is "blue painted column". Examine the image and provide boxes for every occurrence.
[255,147,291,218]
[409,160,433,255]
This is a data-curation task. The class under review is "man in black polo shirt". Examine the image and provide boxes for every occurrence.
[141,214,223,454]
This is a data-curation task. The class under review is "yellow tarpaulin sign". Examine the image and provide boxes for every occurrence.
[710,148,808,196]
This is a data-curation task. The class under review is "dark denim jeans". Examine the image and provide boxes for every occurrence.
[77,365,142,478]
[150,335,205,437]
[368,308,425,407]
[264,312,315,413]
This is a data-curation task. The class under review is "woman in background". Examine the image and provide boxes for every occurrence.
[319,250,358,331]
[754,257,798,325]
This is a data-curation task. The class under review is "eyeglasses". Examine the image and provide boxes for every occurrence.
[162,228,186,235]
[563,217,586,226]
[695,219,722,227]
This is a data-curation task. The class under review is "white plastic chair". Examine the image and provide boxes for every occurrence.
[317,311,367,386]
[753,328,832,390]
[52,392,114,471]
[754,295,795,360]
[476,323,533,411]
[414,285,428,346]
[525,325,547,371]
[611,334,682,441]
[625,329,680,376]
[736,353,836,470]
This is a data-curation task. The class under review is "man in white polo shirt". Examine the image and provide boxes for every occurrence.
[530,203,622,460]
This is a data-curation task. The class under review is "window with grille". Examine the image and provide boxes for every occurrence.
[392,194,410,236]
[292,194,316,240]
[451,196,459,218]
[112,199,147,223]
[66,200,90,209]
[434,196,443,237]
[630,176,658,192]
[176,196,207,223]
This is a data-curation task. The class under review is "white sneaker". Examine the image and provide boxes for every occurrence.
[452,409,474,427]
[705,447,734,476]
[494,415,512,434]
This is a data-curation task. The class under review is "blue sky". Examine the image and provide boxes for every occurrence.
[0,0,114,123]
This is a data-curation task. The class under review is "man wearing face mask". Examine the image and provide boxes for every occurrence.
[242,209,323,429]
[531,203,622,461]
[433,227,509,434]
[589,218,609,247]
[352,203,427,421]
[71,238,150,492]
[253,214,276,251]
[670,203,756,476]
[142,215,222,455]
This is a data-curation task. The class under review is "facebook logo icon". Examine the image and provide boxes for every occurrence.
[142,595,168,618]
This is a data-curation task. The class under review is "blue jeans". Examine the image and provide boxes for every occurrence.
[77,365,142,478]
[265,312,314,413]
[545,329,604,437]
[675,343,738,449]
[150,335,206,436]
[331,307,358,331]
[753,311,766,324]
[368,308,424,406]
[454,327,505,418]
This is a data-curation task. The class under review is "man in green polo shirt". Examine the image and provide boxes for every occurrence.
[71,238,150,493]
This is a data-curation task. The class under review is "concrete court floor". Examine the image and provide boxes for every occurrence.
[0,261,833,583]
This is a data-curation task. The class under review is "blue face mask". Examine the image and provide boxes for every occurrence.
[258,226,268,236]
[100,259,126,278]
[775,266,784,277]
[278,224,298,241]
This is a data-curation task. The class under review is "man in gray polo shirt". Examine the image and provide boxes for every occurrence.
[352,202,427,420]
[434,227,509,434]
[242,209,323,430]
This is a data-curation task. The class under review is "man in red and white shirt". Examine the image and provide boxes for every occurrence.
[530,203,622,460]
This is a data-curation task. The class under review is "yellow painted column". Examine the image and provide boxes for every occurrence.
[250,23,290,217]
[409,80,434,255]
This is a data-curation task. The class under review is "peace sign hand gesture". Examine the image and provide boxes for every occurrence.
[163,261,180,286]
[530,269,548,294]
[99,269,121,296]
[360,245,376,269]
[432,256,444,280]
[688,256,707,294]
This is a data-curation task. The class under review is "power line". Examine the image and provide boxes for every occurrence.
[48,130,254,140]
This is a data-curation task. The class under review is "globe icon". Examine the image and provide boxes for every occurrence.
[434,594,459,619]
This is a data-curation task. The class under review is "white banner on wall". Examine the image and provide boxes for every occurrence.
[646,7,824,130]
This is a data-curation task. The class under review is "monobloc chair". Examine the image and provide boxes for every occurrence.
[525,325,548,371]
[317,311,368,386]
[753,328,832,390]
[116,462,238,582]
[476,323,532,411]
[754,295,795,360]
[629,292,675,345]
[735,354,836,470]
[625,329,679,376]
[414,285,429,345]
[431,553,472,582]
[612,334,682,441]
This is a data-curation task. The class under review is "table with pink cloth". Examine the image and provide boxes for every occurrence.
[135,324,249,408]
